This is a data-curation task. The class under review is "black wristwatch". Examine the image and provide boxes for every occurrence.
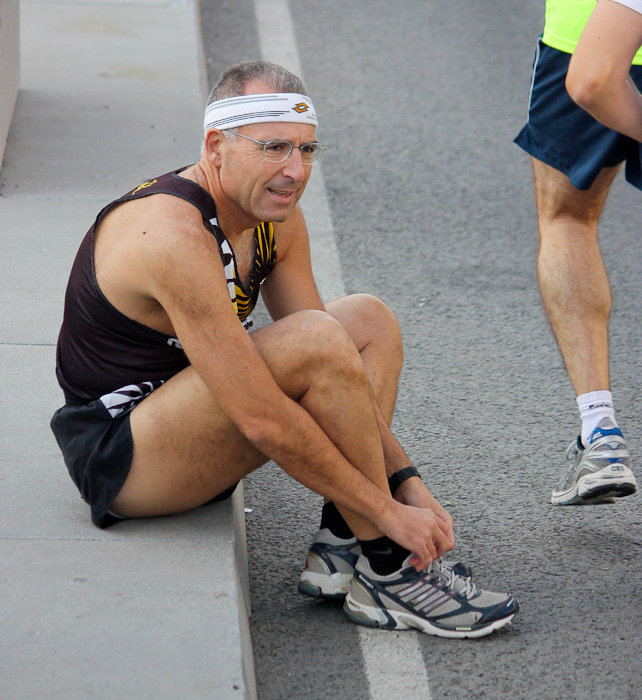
[388,466,422,495]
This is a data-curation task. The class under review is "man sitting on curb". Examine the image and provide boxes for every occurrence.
[51,60,518,639]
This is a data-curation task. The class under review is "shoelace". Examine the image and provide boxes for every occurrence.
[429,560,477,599]
[445,567,478,599]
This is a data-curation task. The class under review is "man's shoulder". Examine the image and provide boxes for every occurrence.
[117,167,217,220]
[103,186,205,229]
[97,188,217,275]
[610,0,642,15]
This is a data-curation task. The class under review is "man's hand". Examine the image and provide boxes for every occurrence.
[376,496,454,572]
[393,476,455,559]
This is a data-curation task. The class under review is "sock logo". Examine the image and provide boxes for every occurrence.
[588,402,612,410]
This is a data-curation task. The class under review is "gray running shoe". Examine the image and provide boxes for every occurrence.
[551,419,637,505]
[298,530,474,600]
[298,529,361,599]
[344,556,518,639]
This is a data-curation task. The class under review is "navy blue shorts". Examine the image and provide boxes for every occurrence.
[51,381,237,529]
[514,37,642,191]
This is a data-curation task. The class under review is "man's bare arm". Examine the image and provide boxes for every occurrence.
[260,206,455,550]
[264,207,416,479]
[140,219,448,566]
[567,0,642,141]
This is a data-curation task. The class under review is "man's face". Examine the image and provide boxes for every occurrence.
[216,120,317,225]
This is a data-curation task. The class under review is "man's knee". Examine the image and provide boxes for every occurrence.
[288,309,366,375]
[330,293,402,349]
[350,293,403,365]
[356,293,401,333]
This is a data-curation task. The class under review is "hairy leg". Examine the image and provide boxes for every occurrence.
[532,158,619,395]
[326,294,403,421]
[326,294,412,474]
[111,308,389,540]
[326,295,454,550]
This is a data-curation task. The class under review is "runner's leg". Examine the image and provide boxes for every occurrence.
[533,158,619,395]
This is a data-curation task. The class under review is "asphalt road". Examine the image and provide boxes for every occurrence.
[199,1,642,699]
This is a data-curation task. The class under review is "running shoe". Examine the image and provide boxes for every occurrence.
[298,529,361,600]
[551,419,637,505]
[343,556,518,639]
[298,530,474,600]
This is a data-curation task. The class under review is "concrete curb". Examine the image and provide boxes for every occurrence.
[0,1,256,697]
[0,0,19,166]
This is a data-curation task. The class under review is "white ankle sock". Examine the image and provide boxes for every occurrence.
[577,390,617,446]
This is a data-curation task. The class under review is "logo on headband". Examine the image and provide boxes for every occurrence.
[292,103,309,114]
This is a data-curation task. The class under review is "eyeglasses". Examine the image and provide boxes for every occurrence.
[233,132,327,165]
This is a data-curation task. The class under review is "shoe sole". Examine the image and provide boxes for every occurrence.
[552,470,637,506]
[343,585,517,639]
[298,571,352,600]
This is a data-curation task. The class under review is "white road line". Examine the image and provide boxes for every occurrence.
[253,1,433,698]
[360,628,433,700]
[253,0,346,301]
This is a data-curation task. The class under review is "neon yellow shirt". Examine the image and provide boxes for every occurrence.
[543,0,642,64]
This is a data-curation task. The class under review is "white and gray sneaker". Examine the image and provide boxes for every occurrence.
[552,419,637,505]
[298,529,362,600]
[298,530,475,601]
[344,556,518,639]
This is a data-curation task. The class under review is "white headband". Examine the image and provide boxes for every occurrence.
[203,93,318,133]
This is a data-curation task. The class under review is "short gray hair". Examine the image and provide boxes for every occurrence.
[207,60,308,106]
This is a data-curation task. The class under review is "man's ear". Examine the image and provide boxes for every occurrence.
[205,129,225,166]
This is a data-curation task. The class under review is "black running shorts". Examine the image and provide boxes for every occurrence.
[51,380,237,529]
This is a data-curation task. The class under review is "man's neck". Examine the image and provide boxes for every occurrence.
[186,161,259,240]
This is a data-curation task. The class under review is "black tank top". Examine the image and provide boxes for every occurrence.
[55,168,277,403]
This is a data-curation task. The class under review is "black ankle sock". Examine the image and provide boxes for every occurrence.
[358,536,411,576]
[320,501,354,539]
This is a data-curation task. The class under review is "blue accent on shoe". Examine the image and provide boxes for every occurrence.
[308,540,360,575]
[552,425,636,505]
[588,424,623,444]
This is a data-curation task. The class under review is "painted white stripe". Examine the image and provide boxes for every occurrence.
[254,2,432,698]
[254,0,347,302]
[359,628,433,700]
[254,0,303,76]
